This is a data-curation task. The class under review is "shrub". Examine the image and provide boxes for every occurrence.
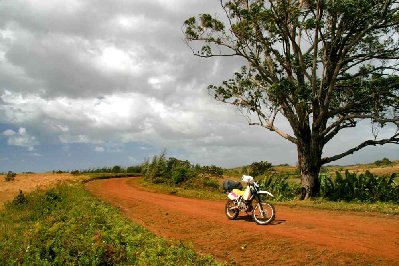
[12,190,28,206]
[70,170,80,175]
[200,165,224,177]
[374,157,392,166]
[142,152,168,182]
[202,178,220,190]
[320,171,399,202]
[142,153,197,185]
[111,165,122,173]
[246,161,273,177]
[259,174,300,201]
[172,168,189,184]
[127,165,142,173]
[5,171,16,181]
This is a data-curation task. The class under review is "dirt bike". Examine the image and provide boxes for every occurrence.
[225,175,275,225]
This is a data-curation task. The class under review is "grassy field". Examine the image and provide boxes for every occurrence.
[0,161,398,264]
[0,172,90,209]
[0,182,219,265]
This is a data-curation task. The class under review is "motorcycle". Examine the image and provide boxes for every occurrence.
[224,175,275,225]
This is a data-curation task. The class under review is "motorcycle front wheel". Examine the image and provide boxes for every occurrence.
[225,200,239,220]
[252,202,275,225]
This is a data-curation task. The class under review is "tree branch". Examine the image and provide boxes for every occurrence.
[322,133,399,164]
[249,121,298,144]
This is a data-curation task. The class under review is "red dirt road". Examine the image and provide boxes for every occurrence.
[86,178,399,265]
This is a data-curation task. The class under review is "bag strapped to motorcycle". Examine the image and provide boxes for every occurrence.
[223,179,243,192]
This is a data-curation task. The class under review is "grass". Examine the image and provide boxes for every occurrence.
[0,182,219,265]
[137,179,226,201]
[277,199,399,215]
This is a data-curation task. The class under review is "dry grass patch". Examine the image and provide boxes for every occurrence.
[0,173,89,208]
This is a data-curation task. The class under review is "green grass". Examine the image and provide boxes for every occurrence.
[0,183,219,265]
[277,198,399,215]
[138,179,226,201]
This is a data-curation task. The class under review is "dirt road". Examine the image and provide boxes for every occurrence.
[86,178,399,265]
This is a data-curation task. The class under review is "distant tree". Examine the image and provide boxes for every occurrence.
[374,157,392,166]
[5,171,16,181]
[201,165,224,177]
[112,165,122,173]
[127,165,142,173]
[184,0,399,199]
[248,161,273,177]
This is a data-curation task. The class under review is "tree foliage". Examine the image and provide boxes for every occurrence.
[142,152,223,188]
[243,161,273,176]
[184,0,399,198]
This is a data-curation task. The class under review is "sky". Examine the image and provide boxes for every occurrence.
[0,0,398,172]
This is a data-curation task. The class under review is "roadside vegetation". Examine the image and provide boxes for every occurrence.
[138,153,399,214]
[1,156,398,264]
[0,183,218,265]
[141,151,223,191]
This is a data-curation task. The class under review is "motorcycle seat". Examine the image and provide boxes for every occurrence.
[232,188,245,196]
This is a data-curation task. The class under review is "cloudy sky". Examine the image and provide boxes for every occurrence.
[0,0,398,172]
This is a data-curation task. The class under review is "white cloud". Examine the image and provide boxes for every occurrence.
[2,127,38,151]
[2,129,15,136]
[0,0,397,171]
[95,146,105,152]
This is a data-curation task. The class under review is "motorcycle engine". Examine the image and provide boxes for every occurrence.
[238,200,252,212]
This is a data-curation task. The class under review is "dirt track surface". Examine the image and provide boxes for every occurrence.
[86,178,399,265]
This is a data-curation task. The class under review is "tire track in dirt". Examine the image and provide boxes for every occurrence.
[86,178,399,265]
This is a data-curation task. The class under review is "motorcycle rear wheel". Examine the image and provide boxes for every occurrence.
[225,200,239,220]
[252,202,275,225]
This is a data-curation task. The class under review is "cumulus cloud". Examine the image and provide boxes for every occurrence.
[2,127,38,151]
[0,0,397,171]
[95,146,105,152]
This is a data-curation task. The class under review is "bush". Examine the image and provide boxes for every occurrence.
[172,168,189,184]
[374,157,392,166]
[142,153,198,186]
[202,178,220,190]
[320,171,399,202]
[142,152,168,182]
[70,170,80,175]
[127,165,142,173]
[200,165,224,177]
[245,161,273,177]
[259,174,300,201]
[12,190,28,206]
[5,171,16,181]
[111,165,122,173]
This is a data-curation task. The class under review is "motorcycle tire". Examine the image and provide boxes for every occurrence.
[252,202,275,225]
[225,200,239,220]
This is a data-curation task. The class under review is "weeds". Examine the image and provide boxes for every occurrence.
[0,183,219,265]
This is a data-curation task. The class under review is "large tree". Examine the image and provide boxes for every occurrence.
[184,0,399,199]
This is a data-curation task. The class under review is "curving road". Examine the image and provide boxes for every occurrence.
[86,178,399,265]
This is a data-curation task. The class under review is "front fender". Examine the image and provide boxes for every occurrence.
[258,190,274,197]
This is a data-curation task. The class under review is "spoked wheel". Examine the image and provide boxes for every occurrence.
[225,200,239,220]
[252,202,275,225]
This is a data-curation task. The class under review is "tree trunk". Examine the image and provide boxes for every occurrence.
[297,141,321,200]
